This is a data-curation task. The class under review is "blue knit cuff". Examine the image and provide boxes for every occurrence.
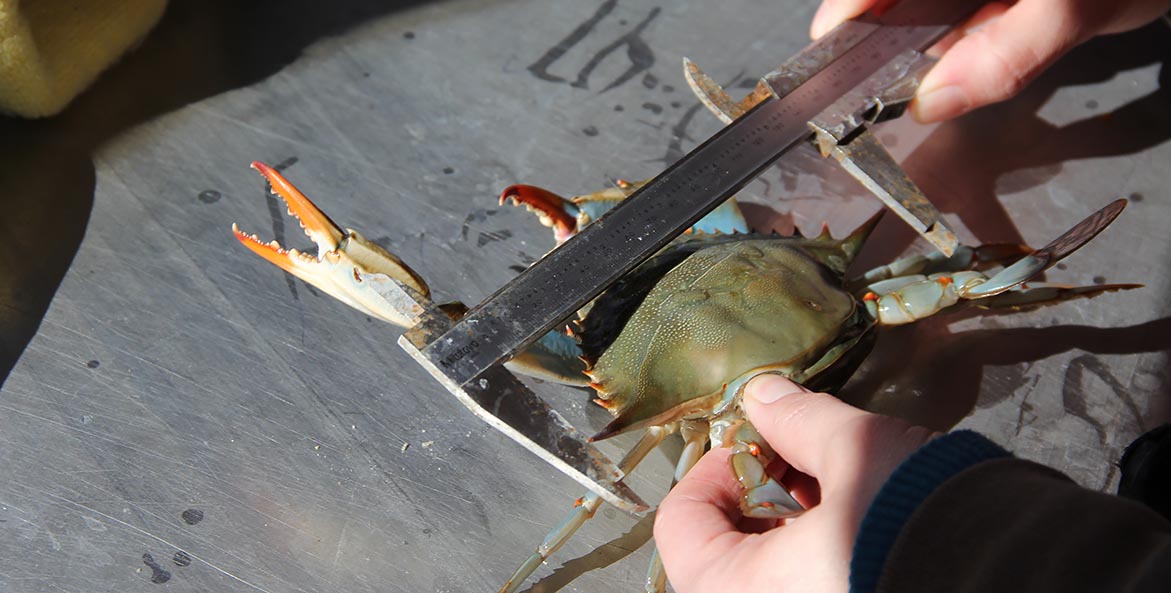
[848,430,1010,593]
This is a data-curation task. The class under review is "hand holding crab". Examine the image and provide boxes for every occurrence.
[656,373,1171,593]
[655,374,936,593]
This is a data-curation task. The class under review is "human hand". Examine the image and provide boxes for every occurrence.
[654,374,937,593]
[810,0,1171,121]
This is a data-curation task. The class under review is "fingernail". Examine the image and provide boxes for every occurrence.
[745,374,808,405]
[810,2,834,39]
[911,84,972,123]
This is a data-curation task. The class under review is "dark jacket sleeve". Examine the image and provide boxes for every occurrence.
[850,431,1171,593]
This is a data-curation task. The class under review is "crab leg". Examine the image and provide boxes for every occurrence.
[850,243,1030,292]
[644,420,709,593]
[860,200,1138,326]
[497,425,673,593]
[863,271,1141,326]
[724,420,804,519]
[969,282,1142,310]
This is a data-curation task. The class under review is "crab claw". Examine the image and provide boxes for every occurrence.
[233,161,431,327]
[500,184,580,244]
[501,182,654,245]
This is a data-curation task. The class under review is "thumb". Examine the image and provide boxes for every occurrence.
[742,374,871,480]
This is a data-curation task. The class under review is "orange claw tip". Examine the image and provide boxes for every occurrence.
[499,184,558,204]
[498,184,576,228]
[498,184,518,205]
[497,184,534,206]
[937,276,954,286]
[232,223,300,274]
[231,222,272,251]
[248,161,345,245]
[863,291,879,302]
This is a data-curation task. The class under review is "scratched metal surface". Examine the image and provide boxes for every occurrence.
[1,1,1169,592]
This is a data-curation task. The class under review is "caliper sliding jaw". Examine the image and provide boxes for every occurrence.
[686,46,959,255]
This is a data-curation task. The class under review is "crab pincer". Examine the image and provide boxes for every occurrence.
[232,161,431,327]
[500,184,580,243]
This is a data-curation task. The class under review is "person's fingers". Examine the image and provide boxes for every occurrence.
[924,1,1011,58]
[810,0,878,39]
[742,374,871,480]
[911,0,1091,122]
[655,448,749,584]
[816,0,1171,121]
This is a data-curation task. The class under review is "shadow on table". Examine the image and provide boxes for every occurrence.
[831,21,1171,441]
[0,0,436,385]
[842,315,1171,434]
[856,20,1171,267]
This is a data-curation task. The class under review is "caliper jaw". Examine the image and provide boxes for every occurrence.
[358,271,648,514]
[685,46,959,256]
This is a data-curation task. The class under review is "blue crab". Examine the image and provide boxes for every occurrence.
[233,161,1133,592]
